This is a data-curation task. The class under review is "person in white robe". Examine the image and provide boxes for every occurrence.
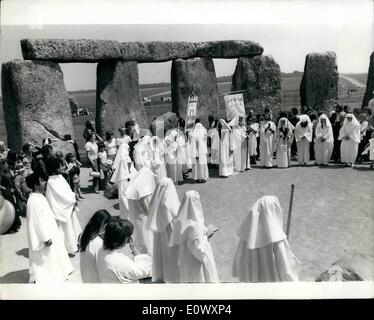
[169,190,219,283]
[79,209,112,283]
[294,114,313,165]
[150,136,167,184]
[175,128,189,179]
[164,130,183,184]
[97,217,152,283]
[229,114,251,172]
[146,177,180,283]
[314,114,334,166]
[338,113,361,166]
[207,120,220,166]
[133,135,152,171]
[259,114,276,168]
[124,167,156,255]
[45,158,82,255]
[25,173,73,283]
[361,132,374,168]
[111,143,137,219]
[190,121,209,182]
[275,117,295,168]
[217,119,235,177]
[232,195,301,282]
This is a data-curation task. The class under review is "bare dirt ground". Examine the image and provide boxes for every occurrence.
[0,161,373,283]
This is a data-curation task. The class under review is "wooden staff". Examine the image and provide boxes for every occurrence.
[286,184,295,238]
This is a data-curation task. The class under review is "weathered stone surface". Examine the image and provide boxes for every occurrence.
[362,52,374,108]
[21,39,264,62]
[1,60,75,154]
[300,51,339,113]
[150,112,179,137]
[121,42,197,62]
[231,55,282,119]
[21,39,122,62]
[96,60,148,137]
[195,40,263,58]
[69,95,79,115]
[171,58,220,128]
[315,253,374,281]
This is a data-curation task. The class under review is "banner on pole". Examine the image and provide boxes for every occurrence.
[185,95,198,131]
[224,93,245,122]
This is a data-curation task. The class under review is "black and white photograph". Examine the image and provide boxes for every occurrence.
[0,0,373,301]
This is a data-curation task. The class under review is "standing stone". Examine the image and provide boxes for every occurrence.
[231,55,282,120]
[362,52,374,108]
[96,60,148,137]
[300,52,339,113]
[1,60,75,153]
[171,58,219,127]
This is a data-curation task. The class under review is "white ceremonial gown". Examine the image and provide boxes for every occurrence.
[229,115,250,171]
[247,123,259,157]
[133,136,152,171]
[294,115,313,164]
[208,127,220,165]
[146,177,180,283]
[111,147,137,219]
[46,175,82,254]
[218,120,235,177]
[275,118,295,168]
[150,137,167,185]
[97,247,152,283]
[338,114,361,163]
[169,191,219,283]
[27,192,73,283]
[314,114,334,165]
[125,167,156,255]
[190,123,209,181]
[232,196,300,282]
[259,121,276,167]
[80,236,103,283]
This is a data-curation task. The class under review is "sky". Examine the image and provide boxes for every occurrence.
[0,0,373,92]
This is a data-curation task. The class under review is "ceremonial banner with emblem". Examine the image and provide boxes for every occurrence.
[185,95,198,130]
[224,93,245,121]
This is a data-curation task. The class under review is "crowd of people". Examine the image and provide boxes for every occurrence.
[0,101,373,284]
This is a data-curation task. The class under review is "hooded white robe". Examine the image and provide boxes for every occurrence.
[229,115,250,171]
[276,118,295,168]
[314,114,334,165]
[190,123,209,180]
[111,144,137,219]
[125,167,156,255]
[46,175,82,254]
[232,195,300,282]
[208,126,220,165]
[218,120,235,177]
[150,137,167,184]
[247,122,259,157]
[294,115,313,164]
[169,191,219,283]
[164,131,183,183]
[26,192,73,283]
[338,114,361,163]
[133,136,152,171]
[146,177,180,283]
[259,120,276,167]
[97,246,152,283]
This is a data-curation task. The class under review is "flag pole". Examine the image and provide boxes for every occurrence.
[286,184,295,238]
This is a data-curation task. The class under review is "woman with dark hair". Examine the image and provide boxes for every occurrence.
[79,210,112,283]
[96,217,152,283]
[85,132,100,193]
[104,130,117,162]
[83,121,95,142]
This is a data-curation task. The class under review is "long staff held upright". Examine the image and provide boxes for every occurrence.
[286,184,295,239]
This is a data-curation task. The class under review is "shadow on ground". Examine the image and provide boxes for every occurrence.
[0,269,29,283]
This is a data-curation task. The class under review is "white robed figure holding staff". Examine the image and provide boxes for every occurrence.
[314,114,334,166]
[232,195,301,282]
[275,117,295,168]
[338,113,361,167]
